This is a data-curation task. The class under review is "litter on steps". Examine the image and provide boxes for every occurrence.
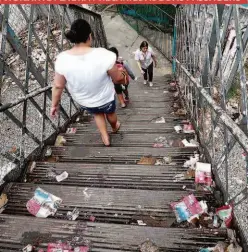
[46,243,89,252]
[183,154,200,169]
[171,194,204,223]
[153,116,166,123]
[171,152,236,245]
[66,128,77,134]
[199,240,242,252]
[183,124,195,133]
[137,156,156,165]
[55,135,67,146]
[67,207,80,221]
[195,162,212,186]
[26,187,62,218]
[174,125,183,133]
[55,171,69,182]
[182,139,199,147]
[174,123,195,134]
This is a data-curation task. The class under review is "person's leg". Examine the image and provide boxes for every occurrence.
[123,85,129,101]
[105,100,121,133]
[117,94,126,108]
[115,85,126,108]
[148,62,154,86]
[94,113,110,146]
[142,67,148,85]
[106,112,120,133]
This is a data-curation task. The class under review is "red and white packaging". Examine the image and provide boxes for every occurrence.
[195,162,212,186]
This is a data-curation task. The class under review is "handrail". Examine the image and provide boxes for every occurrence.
[0,4,108,183]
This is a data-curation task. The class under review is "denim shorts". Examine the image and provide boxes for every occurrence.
[81,100,116,114]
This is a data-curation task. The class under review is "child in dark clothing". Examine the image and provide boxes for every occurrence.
[108,47,137,108]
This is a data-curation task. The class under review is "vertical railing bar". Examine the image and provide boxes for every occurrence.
[195,6,204,134]
[206,44,216,160]
[38,6,62,52]
[61,5,72,120]
[188,6,199,128]
[186,8,191,112]
[175,8,179,76]
[61,6,66,51]
[0,5,9,104]
[191,5,197,74]
[183,19,188,71]
[64,6,73,25]
[41,5,52,146]
[233,4,248,201]
[179,8,184,64]
[63,7,73,49]
[45,5,60,129]
[16,5,54,69]
[51,5,68,44]
[195,5,202,74]
[3,64,57,130]
[211,6,233,78]
[177,8,181,63]
[175,9,179,74]
[186,12,192,74]
[214,5,229,202]
[225,26,248,95]
[220,6,233,45]
[21,5,38,167]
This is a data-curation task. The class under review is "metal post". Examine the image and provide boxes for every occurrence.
[21,5,38,167]
[0,5,9,104]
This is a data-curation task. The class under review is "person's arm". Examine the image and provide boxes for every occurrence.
[151,54,157,67]
[134,51,145,75]
[50,72,66,117]
[123,60,135,80]
[136,61,145,75]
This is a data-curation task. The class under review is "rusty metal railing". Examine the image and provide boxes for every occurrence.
[118,4,174,62]
[0,4,107,186]
[175,4,248,207]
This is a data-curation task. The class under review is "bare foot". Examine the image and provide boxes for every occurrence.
[101,134,110,146]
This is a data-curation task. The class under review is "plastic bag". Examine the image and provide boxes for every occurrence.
[26,187,62,218]
[47,243,89,252]
[171,194,203,223]
[216,205,233,228]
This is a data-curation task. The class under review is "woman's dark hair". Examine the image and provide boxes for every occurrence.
[65,19,91,44]
[140,41,148,50]
[108,47,119,58]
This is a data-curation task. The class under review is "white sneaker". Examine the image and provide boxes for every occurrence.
[144,80,147,85]
[134,76,138,81]
[149,82,153,87]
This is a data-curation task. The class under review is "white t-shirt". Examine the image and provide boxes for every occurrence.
[55,48,116,108]
[134,47,154,69]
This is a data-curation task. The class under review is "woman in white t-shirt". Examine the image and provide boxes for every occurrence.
[134,41,157,87]
[51,19,125,146]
